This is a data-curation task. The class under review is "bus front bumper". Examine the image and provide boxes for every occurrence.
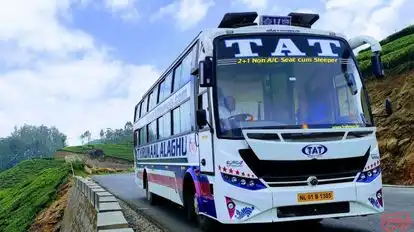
[214,175,383,224]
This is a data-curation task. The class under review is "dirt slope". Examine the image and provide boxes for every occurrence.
[366,71,414,184]
[28,181,72,232]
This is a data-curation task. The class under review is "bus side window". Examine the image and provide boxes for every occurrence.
[141,97,148,116]
[133,130,139,146]
[157,116,163,139]
[140,126,147,145]
[198,92,210,129]
[172,107,181,135]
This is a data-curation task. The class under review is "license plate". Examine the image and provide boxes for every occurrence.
[297,191,334,203]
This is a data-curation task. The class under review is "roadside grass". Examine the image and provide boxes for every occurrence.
[0,159,70,232]
[59,143,133,162]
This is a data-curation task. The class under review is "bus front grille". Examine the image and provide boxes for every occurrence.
[239,148,370,187]
[277,202,350,218]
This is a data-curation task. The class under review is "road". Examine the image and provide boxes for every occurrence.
[93,173,414,232]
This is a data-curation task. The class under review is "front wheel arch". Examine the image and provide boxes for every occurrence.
[183,173,197,221]
[182,173,217,231]
[143,170,147,189]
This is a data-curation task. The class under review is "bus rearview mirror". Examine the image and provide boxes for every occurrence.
[199,56,213,87]
[371,52,384,78]
[196,109,208,128]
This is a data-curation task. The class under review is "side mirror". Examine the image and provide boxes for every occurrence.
[199,56,213,87]
[371,52,384,78]
[385,98,392,116]
[196,109,208,128]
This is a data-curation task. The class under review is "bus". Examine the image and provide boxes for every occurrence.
[133,12,388,231]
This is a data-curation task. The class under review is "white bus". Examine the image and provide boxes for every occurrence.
[133,12,389,231]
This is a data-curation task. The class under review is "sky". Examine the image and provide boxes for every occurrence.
[0,0,413,146]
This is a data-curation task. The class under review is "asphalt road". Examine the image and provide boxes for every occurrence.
[93,173,414,232]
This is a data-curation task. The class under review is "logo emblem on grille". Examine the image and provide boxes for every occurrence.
[307,176,319,186]
[302,144,328,158]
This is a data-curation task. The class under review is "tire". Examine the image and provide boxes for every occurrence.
[198,214,216,232]
[307,219,323,223]
[184,182,216,231]
[145,178,156,205]
[299,218,323,228]
[184,185,197,222]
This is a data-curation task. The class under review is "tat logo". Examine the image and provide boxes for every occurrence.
[301,144,328,158]
[381,212,412,232]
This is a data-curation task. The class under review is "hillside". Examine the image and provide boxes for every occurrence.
[366,71,414,184]
[0,159,69,232]
[357,25,414,77]
[358,25,414,184]
[58,143,134,162]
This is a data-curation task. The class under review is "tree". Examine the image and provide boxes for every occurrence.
[84,130,91,144]
[124,121,133,132]
[97,122,133,145]
[80,130,91,144]
[99,129,105,139]
[80,133,85,145]
[0,124,67,171]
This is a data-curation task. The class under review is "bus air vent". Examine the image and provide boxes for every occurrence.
[246,133,280,141]
[239,147,370,187]
[281,132,345,142]
[346,131,374,139]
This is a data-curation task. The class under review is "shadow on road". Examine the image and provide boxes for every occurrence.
[93,173,395,232]
[143,196,372,232]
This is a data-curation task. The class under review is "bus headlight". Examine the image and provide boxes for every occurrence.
[357,165,381,183]
[240,179,246,185]
[221,173,266,190]
[248,180,255,187]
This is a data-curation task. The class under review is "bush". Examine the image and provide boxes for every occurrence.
[60,143,133,162]
[88,149,105,158]
[358,25,414,54]
[359,42,414,77]
[0,159,65,189]
[357,34,414,63]
[356,26,414,78]
[64,154,85,171]
[0,159,69,232]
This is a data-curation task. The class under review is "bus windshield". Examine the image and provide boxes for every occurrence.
[214,34,372,138]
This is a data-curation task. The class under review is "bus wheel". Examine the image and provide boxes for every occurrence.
[184,185,197,222]
[145,178,156,205]
[184,183,216,231]
[300,219,323,227]
[197,213,216,232]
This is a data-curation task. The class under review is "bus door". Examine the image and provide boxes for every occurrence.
[197,90,214,174]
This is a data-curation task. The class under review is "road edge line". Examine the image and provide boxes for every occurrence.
[383,184,414,188]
